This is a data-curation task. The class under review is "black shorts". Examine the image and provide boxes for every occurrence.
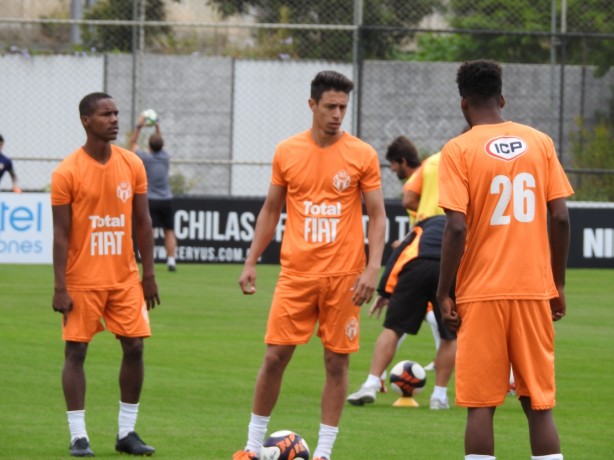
[148,199,174,230]
[383,258,456,341]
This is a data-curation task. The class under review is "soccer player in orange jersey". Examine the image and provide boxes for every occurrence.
[51,92,160,457]
[436,60,573,460]
[235,71,386,460]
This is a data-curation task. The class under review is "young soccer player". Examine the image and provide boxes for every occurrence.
[51,92,160,457]
[437,60,573,460]
[234,70,386,460]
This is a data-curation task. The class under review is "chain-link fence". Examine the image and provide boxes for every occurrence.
[1,0,613,200]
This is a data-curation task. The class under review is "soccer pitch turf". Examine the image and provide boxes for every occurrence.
[0,264,612,459]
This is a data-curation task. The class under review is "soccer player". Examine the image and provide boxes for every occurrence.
[129,113,178,272]
[51,92,160,457]
[436,60,573,460]
[0,134,22,193]
[234,70,387,460]
[346,215,456,410]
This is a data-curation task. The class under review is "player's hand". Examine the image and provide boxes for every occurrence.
[368,295,388,319]
[438,295,460,332]
[351,265,379,306]
[239,264,257,295]
[141,275,160,310]
[52,289,73,326]
[12,186,22,193]
[550,288,566,321]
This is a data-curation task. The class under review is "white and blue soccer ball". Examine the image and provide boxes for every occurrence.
[141,109,158,126]
[261,430,310,460]
[389,360,427,397]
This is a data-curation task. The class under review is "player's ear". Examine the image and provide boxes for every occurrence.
[499,94,506,109]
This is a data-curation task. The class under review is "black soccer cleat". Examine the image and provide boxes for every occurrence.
[69,437,94,457]
[115,431,155,456]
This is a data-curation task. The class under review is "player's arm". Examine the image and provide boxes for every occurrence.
[547,197,570,321]
[436,209,465,332]
[128,115,145,152]
[9,168,21,193]
[402,189,420,212]
[351,188,386,306]
[239,184,286,295]
[51,204,73,319]
[133,192,160,309]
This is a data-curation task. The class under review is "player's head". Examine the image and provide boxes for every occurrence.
[79,92,113,117]
[310,70,354,102]
[0,134,4,148]
[79,92,118,141]
[386,136,420,180]
[309,71,354,137]
[456,60,504,125]
[149,134,164,152]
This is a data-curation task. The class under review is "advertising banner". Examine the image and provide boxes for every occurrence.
[0,192,53,264]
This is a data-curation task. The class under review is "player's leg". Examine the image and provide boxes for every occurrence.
[160,200,177,271]
[465,407,496,456]
[104,285,154,455]
[510,300,561,458]
[430,337,456,409]
[61,290,106,457]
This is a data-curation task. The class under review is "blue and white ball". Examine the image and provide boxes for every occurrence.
[141,109,158,126]
[261,430,310,460]
[389,360,427,397]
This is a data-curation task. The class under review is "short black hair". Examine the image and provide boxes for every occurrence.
[385,136,420,168]
[456,60,502,102]
[149,134,164,152]
[79,92,113,116]
[0,134,4,143]
[310,70,354,102]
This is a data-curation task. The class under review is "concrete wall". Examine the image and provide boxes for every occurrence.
[1,55,612,197]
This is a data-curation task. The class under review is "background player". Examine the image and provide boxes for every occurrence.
[234,70,386,460]
[51,92,160,457]
[129,113,178,272]
[436,60,572,460]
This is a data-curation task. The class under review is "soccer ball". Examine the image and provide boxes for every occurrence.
[261,430,310,460]
[141,109,158,126]
[389,360,427,397]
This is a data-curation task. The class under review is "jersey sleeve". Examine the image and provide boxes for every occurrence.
[50,169,73,206]
[438,142,469,214]
[360,149,382,192]
[545,138,574,201]
[270,146,287,187]
[134,157,148,194]
[407,165,423,194]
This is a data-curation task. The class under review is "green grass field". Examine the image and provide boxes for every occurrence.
[0,264,612,459]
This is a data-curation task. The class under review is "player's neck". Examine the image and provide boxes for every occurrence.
[309,128,344,149]
[82,140,113,164]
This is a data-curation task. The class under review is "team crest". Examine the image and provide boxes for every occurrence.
[345,318,358,341]
[333,170,351,192]
[117,181,132,203]
[484,136,528,161]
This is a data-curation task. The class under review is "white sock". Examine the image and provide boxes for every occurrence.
[531,455,563,460]
[314,423,338,459]
[118,401,139,439]
[167,256,176,266]
[396,333,408,351]
[365,374,381,388]
[426,310,441,350]
[379,369,387,381]
[245,413,270,453]
[67,410,88,442]
[431,385,448,401]
[465,455,495,459]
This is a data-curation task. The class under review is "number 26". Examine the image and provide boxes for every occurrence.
[490,173,536,225]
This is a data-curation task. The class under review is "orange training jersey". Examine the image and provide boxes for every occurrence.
[438,121,573,303]
[51,145,148,289]
[407,152,445,223]
[272,130,382,276]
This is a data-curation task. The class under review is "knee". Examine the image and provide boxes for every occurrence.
[65,342,88,364]
[121,338,144,360]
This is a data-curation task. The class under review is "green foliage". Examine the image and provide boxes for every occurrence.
[570,90,614,201]
[207,0,444,60]
[81,0,173,52]
[168,170,196,196]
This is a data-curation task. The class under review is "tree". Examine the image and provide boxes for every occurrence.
[81,0,174,52]
[207,0,444,60]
